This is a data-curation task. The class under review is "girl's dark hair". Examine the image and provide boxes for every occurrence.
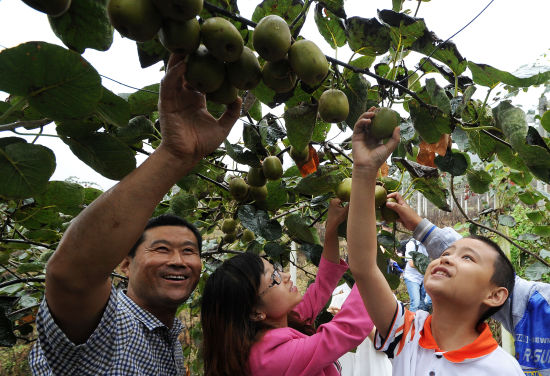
[201,253,315,376]
[466,235,515,324]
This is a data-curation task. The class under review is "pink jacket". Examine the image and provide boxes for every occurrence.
[248,257,374,376]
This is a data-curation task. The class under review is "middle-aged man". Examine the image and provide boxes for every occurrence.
[28,54,242,375]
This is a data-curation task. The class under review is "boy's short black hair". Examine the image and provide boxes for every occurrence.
[466,235,515,323]
[128,214,202,258]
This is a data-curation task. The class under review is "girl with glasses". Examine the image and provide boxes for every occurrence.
[201,198,374,375]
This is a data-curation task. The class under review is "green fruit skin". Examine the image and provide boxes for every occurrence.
[288,40,328,87]
[371,107,400,140]
[201,17,244,63]
[241,229,255,243]
[290,145,309,164]
[381,198,399,222]
[152,0,203,21]
[226,47,262,90]
[108,0,162,42]
[253,15,291,62]
[22,0,71,16]
[158,17,200,54]
[185,45,225,93]
[262,59,297,93]
[336,177,352,202]
[262,156,283,180]
[221,219,237,233]
[206,77,238,105]
[223,232,237,243]
[247,167,266,187]
[318,89,349,123]
[374,185,388,208]
[229,177,249,201]
[249,185,268,201]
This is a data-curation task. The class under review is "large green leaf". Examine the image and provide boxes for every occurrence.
[264,242,286,258]
[258,115,286,146]
[409,99,450,143]
[466,168,492,194]
[264,180,289,211]
[466,129,497,161]
[526,211,545,224]
[412,177,451,211]
[314,4,347,49]
[63,133,136,180]
[252,0,305,30]
[541,110,550,133]
[343,73,370,129]
[284,103,318,151]
[425,78,451,114]
[410,27,467,75]
[127,84,160,116]
[434,151,468,176]
[224,140,261,167]
[243,123,267,157]
[0,42,102,120]
[468,62,550,88]
[0,143,56,199]
[345,17,390,56]
[96,88,131,128]
[378,10,427,49]
[48,0,113,54]
[301,243,323,266]
[35,181,85,216]
[55,116,103,138]
[136,37,170,69]
[533,226,550,237]
[114,116,156,145]
[295,166,345,195]
[284,214,321,245]
[237,205,282,241]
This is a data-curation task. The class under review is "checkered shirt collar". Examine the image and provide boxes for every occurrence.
[117,290,183,341]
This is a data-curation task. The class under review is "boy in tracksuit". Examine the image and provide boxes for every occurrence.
[386,192,550,376]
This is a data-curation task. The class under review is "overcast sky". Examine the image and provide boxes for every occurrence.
[1,0,549,190]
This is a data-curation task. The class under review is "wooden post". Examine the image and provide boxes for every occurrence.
[290,242,297,284]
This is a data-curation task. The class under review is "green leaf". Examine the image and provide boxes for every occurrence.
[0,42,102,120]
[249,99,263,122]
[48,0,113,54]
[321,0,346,18]
[533,226,550,237]
[284,103,318,151]
[509,170,533,186]
[409,99,450,143]
[495,143,527,171]
[466,129,497,161]
[295,166,344,195]
[169,193,198,217]
[301,243,323,266]
[425,78,451,114]
[284,214,321,245]
[114,116,155,145]
[63,133,136,180]
[541,110,550,133]
[434,151,468,176]
[0,304,16,346]
[246,240,263,255]
[411,251,429,275]
[312,120,331,143]
[243,123,266,157]
[83,187,103,205]
[55,116,103,138]
[0,143,56,199]
[498,215,516,227]
[264,242,286,258]
[466,169,492,194]
[342,73,370,129]
[524,261,550,281]
[258,115,286,146]
[136,37,169,69]
[468,62,550,88]
[412,178,451,211]
[127,84,160,116]
[35,181,85,216]
[378,10,427,49]
[518,191,541,205]
[345,17,390,56]
[526,211,545,224]
[16,262,45,274]
[224,140,261,168]
[264,180,289,211]
[314,4,347,49]
[237,205,282,241]
[96,88,131,128]
[24,229,61,242]
[410,28,466,75]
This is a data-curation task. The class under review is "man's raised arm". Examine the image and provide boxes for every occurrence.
[45,54,242,344]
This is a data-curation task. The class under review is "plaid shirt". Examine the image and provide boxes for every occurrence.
[29,286,186,375]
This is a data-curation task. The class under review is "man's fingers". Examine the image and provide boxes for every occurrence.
[167,53,186,70]
[218,96,243,129]
[384,126,401,153]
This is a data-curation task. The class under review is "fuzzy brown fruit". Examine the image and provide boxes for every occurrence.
[221,219,237,234]
[318,89,349,123]
[262,156,283,180]
[371,107,400,140]
[374,185,388,208]
[253,15,291,62]
[229,177,248,201]
[336,178,352,202]
[247,167,266,187]
[108,0,162,42]
[381,197,399,222]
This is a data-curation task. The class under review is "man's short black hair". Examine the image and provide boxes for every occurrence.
[467,235,515,323]
[128,214,202,258]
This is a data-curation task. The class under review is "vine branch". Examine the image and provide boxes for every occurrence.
[449,176,550,268]
[195,172,229,191]
[326,142,353,164]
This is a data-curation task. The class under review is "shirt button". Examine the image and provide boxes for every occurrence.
[435,354,442,359]
[429,372,436,376]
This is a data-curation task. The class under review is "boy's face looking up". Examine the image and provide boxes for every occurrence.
[424,238,509,316]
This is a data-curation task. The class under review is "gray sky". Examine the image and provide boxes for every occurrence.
[1,0,548,190]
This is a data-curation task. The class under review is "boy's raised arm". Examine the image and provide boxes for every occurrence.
[346,108,400,339]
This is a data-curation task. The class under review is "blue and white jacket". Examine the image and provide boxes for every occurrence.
[413,219,550,376]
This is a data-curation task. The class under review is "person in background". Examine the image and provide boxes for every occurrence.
[200,199,374,376]
[385,192,550,376]
[403,238,432,312]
